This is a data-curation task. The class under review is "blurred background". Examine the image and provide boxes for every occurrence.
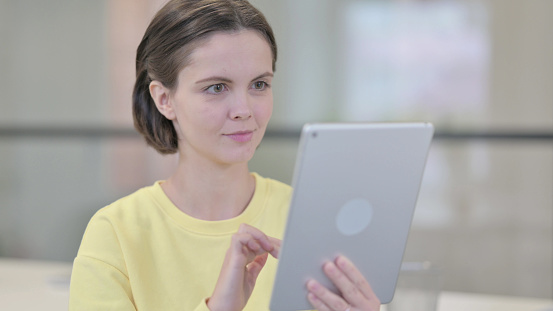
[0,0,551,300]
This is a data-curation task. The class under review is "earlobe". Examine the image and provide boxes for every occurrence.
[149,80,176,120]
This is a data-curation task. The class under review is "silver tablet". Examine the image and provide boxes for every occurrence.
[270,122,434,310]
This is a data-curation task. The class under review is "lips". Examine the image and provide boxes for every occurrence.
[224,130,254,142]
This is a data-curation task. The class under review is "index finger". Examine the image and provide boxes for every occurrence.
[238,224,280,257]
[267,236,281,258]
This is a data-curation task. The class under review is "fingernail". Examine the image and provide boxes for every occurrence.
[324,261,337,274]
[336,255,349,268]
[306,279,319,291]
[307,292,319,303]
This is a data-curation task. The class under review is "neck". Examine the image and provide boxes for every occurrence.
[161,156,255,221]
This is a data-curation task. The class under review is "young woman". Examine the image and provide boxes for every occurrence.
[69,1,381,310]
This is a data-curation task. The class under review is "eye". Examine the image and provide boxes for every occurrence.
[252,81,268,90]
[205,83,226,94]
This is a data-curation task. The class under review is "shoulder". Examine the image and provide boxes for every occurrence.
[75,183,166,270]
[77,183,161,251]
[92,182,161,222]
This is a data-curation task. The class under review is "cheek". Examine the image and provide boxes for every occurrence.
[254,99,273,125]
[184,104,224,129]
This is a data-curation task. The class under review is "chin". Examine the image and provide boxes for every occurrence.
[220,146,257,165]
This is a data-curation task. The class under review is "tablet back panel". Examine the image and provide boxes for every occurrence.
[270,123,434,310]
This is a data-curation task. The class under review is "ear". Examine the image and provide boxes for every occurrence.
[149,80,176,120]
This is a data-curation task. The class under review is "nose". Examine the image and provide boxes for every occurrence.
[230,92,252,120]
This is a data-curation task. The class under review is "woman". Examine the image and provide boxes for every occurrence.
[69,1,381,310]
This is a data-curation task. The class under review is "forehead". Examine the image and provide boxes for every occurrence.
[183,30,273,74]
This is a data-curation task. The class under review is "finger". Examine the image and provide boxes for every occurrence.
[232,233,265,258]
[246,237,262,252]
[244,249,270,294]
[335,256,379,302]
[238,224,272,251]
[306,279,349,311]
[267,236,281,258]
[307,291,332,311]
[238,224,280,256]
[231,233,277,268]
[323,261,366,306]
[246,253,269,282]
[227,234,264,269]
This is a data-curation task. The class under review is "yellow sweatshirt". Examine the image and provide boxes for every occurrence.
[69,173,292,311]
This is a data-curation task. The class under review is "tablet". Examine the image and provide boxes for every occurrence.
[269,122,434,310]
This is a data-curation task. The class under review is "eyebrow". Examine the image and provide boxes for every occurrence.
[194,72,274,85]
[251,72,274,82]
[195,76,232,84]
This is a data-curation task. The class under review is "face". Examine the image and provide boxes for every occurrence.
[151,30,274,166]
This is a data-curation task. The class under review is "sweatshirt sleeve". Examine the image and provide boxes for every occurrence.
[69,255,136,310]
[69,210,136,311]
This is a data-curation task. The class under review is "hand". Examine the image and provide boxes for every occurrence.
[306,255,381,311]
[207,224,281,311]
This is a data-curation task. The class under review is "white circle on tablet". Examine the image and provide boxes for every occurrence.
[336,198,374,236]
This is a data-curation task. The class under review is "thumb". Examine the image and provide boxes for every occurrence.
[246,253,269,283]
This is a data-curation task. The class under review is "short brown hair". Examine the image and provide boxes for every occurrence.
[132,0,277,154]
